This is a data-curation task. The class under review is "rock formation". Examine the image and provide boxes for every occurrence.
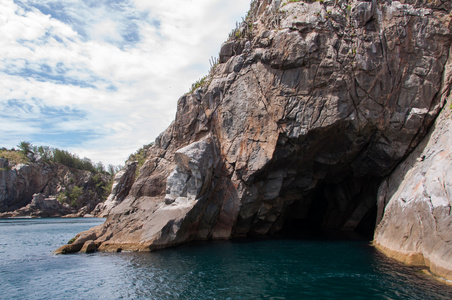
[374,102,452,281]
[56,0,452,281]
[0,159,111,217]
[94,161,138,217]
[3,193,73,218]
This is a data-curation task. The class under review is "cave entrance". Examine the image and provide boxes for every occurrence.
[276,175,381,241]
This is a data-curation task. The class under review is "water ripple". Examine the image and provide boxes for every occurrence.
[1,219,452,299]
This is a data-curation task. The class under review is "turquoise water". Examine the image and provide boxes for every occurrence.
[1,218,452,299]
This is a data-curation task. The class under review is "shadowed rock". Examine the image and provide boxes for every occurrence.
[57,0,452,281]
[0,160,111,217]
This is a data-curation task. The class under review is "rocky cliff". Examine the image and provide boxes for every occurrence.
[374,101,452,282]
[56,0,452,281]
[93,161,137,217]
[0,158,111,217]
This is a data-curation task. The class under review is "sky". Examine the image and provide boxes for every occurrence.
[0,0,250,167]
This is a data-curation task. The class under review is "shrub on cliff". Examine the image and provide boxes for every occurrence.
[5,141,111,174]
[127,143,153,169]
[0,149,29,165]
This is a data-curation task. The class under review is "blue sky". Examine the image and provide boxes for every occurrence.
[0,0,250,166]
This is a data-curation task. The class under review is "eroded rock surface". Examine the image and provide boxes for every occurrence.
[95,161,137,217]
[0,160,111,217]
[374,101,452,281]
[57,0,452,280]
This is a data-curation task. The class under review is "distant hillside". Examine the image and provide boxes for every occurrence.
[0,142,118,217]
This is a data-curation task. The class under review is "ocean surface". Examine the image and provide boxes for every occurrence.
[1,218,452,299]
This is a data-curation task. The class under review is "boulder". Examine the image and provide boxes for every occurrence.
[80,240,97,254]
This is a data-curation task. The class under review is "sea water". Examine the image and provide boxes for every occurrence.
[1,218,451,299]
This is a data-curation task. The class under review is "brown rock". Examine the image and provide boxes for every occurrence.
[61,0,452,280]
[80,240,97,254]
[0,160,111,217]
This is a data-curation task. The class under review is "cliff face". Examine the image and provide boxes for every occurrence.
[93,161,137,217]
[0,159,111,217]
[374,101,452,281]
[57,0,452,280]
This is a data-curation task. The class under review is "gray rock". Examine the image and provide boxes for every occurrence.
[96,161,137,217]
[0,159,111,217]
[0,158,7,169]
[58,0,452,281]
[374,102,452,281]
[165,136,219,206]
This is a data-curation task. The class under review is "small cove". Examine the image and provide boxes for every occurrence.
[1,217,451,299]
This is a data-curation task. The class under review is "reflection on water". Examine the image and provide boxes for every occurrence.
[1,218,452,299]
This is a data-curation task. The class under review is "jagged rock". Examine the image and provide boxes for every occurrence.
[0,160,111,217]
[0,163,52,212]
[0,158,7,169]
[165,136,218,204]
[59,0,452,280]
[0,193,73,218]
[95,161,137,217]
[219,40,247,63]
[80,240,97,254]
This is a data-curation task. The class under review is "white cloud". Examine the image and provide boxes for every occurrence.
[0,0,250,166]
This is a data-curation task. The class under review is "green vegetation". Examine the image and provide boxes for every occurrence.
[186,0,259,95]
[69,186,83,207]
[228,0,257,41]
[93,173,113,198]
[17,141,33,157]
[189,75,208,94]
[187,56,219,94]
[228,17,254,41]
[282,0,302,7]
[0,149,29,165]
[127,143,154,177]
[103,179,114,198]
[67,237,77,244]
[346,4,352,14]
[127,143,153,166]
[1,142,119,175]
[107,164,121,176]
[58,185,83,208]
[53,149,98,173]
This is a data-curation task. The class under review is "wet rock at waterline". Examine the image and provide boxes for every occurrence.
[374,102,452,282]
[57,0,452,282]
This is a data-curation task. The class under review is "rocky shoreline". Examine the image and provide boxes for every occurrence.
[52,0,452,281]
[0,158,112,218]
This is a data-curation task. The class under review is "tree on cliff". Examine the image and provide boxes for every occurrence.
[17,141,33,157]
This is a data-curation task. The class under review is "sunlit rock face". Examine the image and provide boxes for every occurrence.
[374,101,452,282]
[0,160,111,217]
[57,0,452,281]
[95,161,137,217]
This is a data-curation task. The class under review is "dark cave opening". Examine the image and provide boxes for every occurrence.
[246,123,385,242]
[276,176,381,241]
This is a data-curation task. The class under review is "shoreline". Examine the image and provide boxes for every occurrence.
[374,242,452,286]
